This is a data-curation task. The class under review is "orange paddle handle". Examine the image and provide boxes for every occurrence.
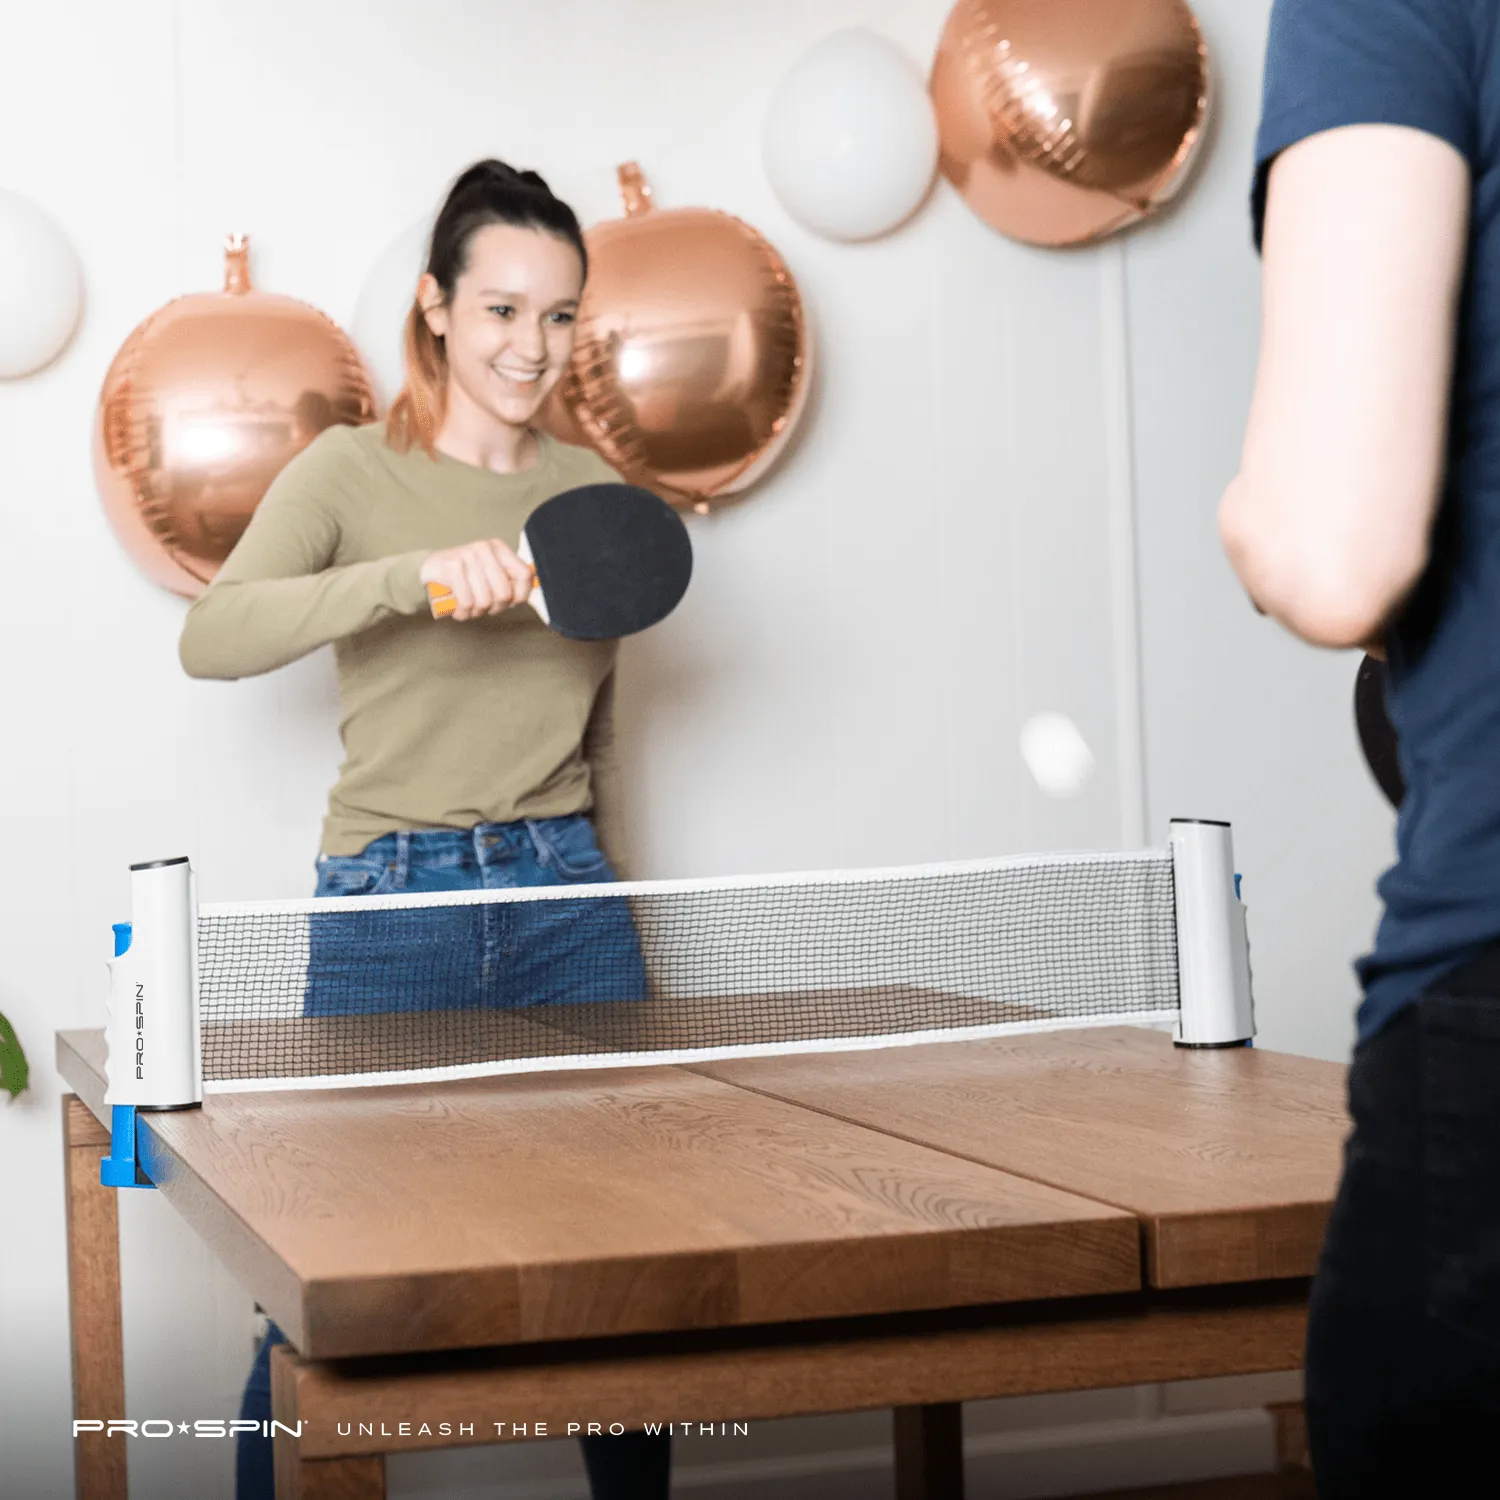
[426,575,537,619]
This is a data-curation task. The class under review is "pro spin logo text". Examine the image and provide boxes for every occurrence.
[74,1420,305,1439]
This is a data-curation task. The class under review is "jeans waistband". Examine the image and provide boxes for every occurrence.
[353,817,587,869]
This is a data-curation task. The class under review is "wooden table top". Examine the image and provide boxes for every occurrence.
[698,1027,1349,1288]
[56,1025,1345,1361]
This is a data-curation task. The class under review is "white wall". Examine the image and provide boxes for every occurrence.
[1,0,1381,1494]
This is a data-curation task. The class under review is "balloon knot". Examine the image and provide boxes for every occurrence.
[617,163,653,217]
[223,233,252,294]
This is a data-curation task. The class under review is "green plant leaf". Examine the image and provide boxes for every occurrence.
[0,1011,29,1099]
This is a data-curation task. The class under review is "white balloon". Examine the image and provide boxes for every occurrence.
[350,217,431,408]
[1020,713,1096,799]
[762,28,939,242]
[0,189,84,378]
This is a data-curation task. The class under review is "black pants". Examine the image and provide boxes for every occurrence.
[580,1432,671,1498]
[1306,955,1500,1496]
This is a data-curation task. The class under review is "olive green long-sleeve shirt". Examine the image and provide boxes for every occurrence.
[180,423,627,863]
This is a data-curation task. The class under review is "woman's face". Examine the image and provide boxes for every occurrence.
[421,222,583,429]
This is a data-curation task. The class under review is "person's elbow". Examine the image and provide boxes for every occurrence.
[178,595,241,680]
[178,630,233,681]
[1276,564,1415,650]
[1219,476,1425,650]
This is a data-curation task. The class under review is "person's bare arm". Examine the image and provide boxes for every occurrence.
[1220,123,1469,650]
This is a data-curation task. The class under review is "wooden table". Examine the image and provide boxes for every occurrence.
[58,1025,1347,1499]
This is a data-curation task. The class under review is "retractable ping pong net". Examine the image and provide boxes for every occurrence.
[99,817,1252,1155]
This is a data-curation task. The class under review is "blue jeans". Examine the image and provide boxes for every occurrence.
[237,817,669,1499]
[303,818,648,1014]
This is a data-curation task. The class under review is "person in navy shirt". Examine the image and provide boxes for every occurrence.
[1222,1,1500,1491]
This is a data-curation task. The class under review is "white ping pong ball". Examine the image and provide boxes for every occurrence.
[1020,713,1096,798]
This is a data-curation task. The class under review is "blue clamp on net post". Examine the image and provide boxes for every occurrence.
[1233,875,1254,1046]
[100,921,155,1190]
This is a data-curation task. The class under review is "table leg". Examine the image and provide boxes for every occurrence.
[63,1095,127,1500]
[271,1345,386,1500]
[1271,1398,1314,1493]
[893,1402,964,1500]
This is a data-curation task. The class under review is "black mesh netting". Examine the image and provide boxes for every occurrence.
[196,855,1180,1085]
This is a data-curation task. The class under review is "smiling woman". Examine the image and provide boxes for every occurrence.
[174,159,672,1500]
[390,160,588,472]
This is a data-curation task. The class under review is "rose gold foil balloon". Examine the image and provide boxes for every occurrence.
[95,235,375,595]
[930,0,1210,247]
[546,164,810,513]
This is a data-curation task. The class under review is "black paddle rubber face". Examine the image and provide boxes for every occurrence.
[525,483,693,640]
[1354,654,1405,808]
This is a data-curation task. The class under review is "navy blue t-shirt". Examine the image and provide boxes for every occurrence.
[1255,0,1500,1042]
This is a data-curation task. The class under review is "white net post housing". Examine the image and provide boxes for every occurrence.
[1168,819,1255,1048]
[103,857,202,1108]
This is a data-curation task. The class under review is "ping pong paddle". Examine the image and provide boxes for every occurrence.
[1354,653,1404,808]
[425,482,692,641]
